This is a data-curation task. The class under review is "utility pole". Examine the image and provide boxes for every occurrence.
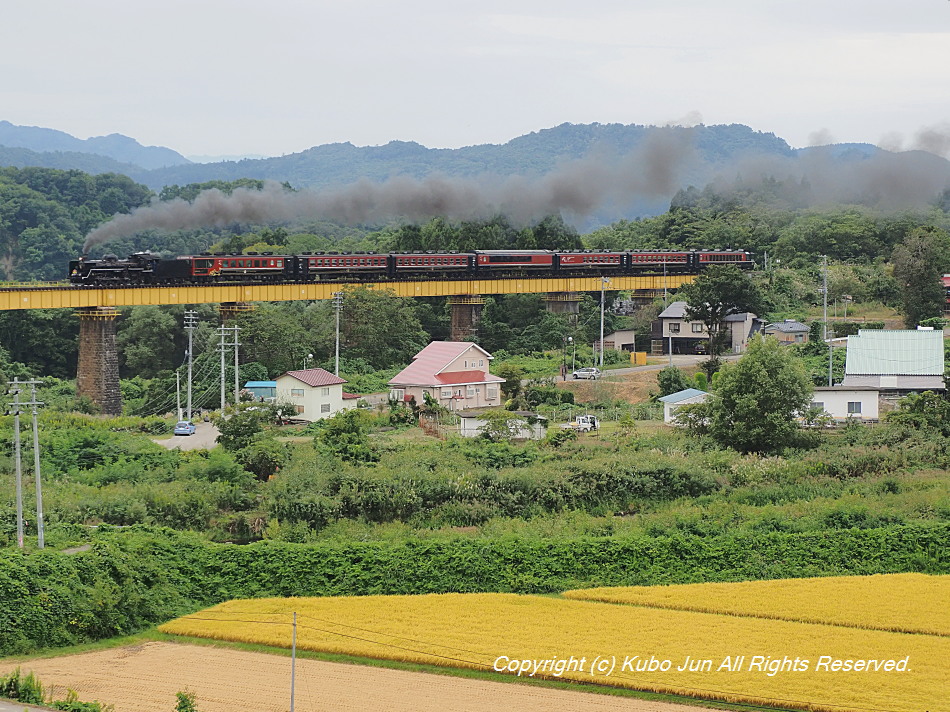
[232,325,241,405]
[290,611,297,712]
[23,380,45,548]
[218,326,227,410]
[823,255,832,386]
[6,379,23,549]
[599,277,610,367]
[332,292,343,376]
[217,326,240,408]
[176,371,182,422]
[184,310,197,420]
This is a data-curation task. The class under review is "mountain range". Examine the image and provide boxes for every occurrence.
[2,120,949,225]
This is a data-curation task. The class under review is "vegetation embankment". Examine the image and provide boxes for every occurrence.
[1,522,948,657]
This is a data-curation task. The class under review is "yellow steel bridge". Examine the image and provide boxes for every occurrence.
[0,274,693,311]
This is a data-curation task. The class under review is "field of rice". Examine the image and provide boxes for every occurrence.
[159,575,950,712]
[563,573,950,636]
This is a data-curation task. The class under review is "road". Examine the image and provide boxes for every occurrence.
[560,353,739,383]
[153,420,220,450]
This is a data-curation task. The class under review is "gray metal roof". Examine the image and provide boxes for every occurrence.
[658,301,755,322]
[845,330,945,376]
[764,319,809,333]
[658,388,710,404]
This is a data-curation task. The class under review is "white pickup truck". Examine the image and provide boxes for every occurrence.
[563,414,599,433]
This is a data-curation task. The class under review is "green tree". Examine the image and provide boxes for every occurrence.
[117,306,179,378]
[685,335,813,453]
[339,287,429,370]
[214,410,265,451]
[312,408,379,463]
[891,227,950,328]
[679,265,764,356]
[656,366,692,397]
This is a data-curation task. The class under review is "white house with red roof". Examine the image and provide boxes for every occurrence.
[388,341,505,411]
[275,367,359,420]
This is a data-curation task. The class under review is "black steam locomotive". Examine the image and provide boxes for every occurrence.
[69,248,753,286]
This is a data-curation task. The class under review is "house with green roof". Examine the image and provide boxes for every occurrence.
[841,329,945,392]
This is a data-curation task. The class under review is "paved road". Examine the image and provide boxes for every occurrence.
[153,420,220,450]
[0,700,55,712]
[559,353,739,383]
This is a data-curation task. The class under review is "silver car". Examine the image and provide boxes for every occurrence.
[572,367,602,380]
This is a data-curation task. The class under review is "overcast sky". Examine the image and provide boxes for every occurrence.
[2,0,948,159]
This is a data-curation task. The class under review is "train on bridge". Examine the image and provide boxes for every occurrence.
[69,248,753,286]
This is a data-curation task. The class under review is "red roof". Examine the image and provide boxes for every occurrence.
[282,368,347,387]
[342,392,361,400]
[389,341,499,386]
[435,369,503,386]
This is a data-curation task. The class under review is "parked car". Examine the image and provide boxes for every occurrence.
[174,420,196,436]
[572,367,602,380]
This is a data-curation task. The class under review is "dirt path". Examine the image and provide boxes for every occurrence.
[2,642,710,712]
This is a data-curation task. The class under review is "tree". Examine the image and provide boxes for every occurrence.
[339,287,429,370]
[679,265,764,356]
[682,335,813,453]
[656,366,692,397]
[214,409,265,451]
[116,306,179,378]
[891,227,950,328]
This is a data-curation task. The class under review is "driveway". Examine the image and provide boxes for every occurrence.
[153,420,220,450]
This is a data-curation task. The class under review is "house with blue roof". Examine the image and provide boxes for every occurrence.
[658,388,710,423]
[243,381,277,401]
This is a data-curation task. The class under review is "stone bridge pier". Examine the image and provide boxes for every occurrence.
[76,307,122,416]
[448,295,485,341]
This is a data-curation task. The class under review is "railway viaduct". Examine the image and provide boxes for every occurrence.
[0,274,692,415]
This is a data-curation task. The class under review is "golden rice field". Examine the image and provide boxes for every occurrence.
[563,573,950,636]
[159,575,950,712]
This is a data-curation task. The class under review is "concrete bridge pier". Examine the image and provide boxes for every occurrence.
[219,302,255,322]
[448,295,485,341]
[76,307,122,416]
[543,292,581,323]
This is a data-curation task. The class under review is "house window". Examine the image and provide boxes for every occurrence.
[669,323,680,333]
[294,405,305,414]
[466,386,476,398]
[847,402,862,414]
[291,388,304,397]
[487,387,498,400]
[390,389,405,401]
[811,402,825,411]
[691,323,704,333]
[321,403,331,413]
[479,360,484,367]
[441,390,452,399]
[321,387,330,396]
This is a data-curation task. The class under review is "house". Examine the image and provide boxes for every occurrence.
[810,386,880,422]
[242,380,277,402]
[653,301,761,355]
[594,329,639,352]
[388,341,505,411]
[275,368,356,420]
[763,319,810,344]
[457,408,548,440]
[841,329,945,392]
[658,388,710,423]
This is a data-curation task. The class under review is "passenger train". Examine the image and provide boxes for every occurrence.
[69,249,753,286]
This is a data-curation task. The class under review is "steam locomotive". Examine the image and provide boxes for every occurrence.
[69,249,753,286]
